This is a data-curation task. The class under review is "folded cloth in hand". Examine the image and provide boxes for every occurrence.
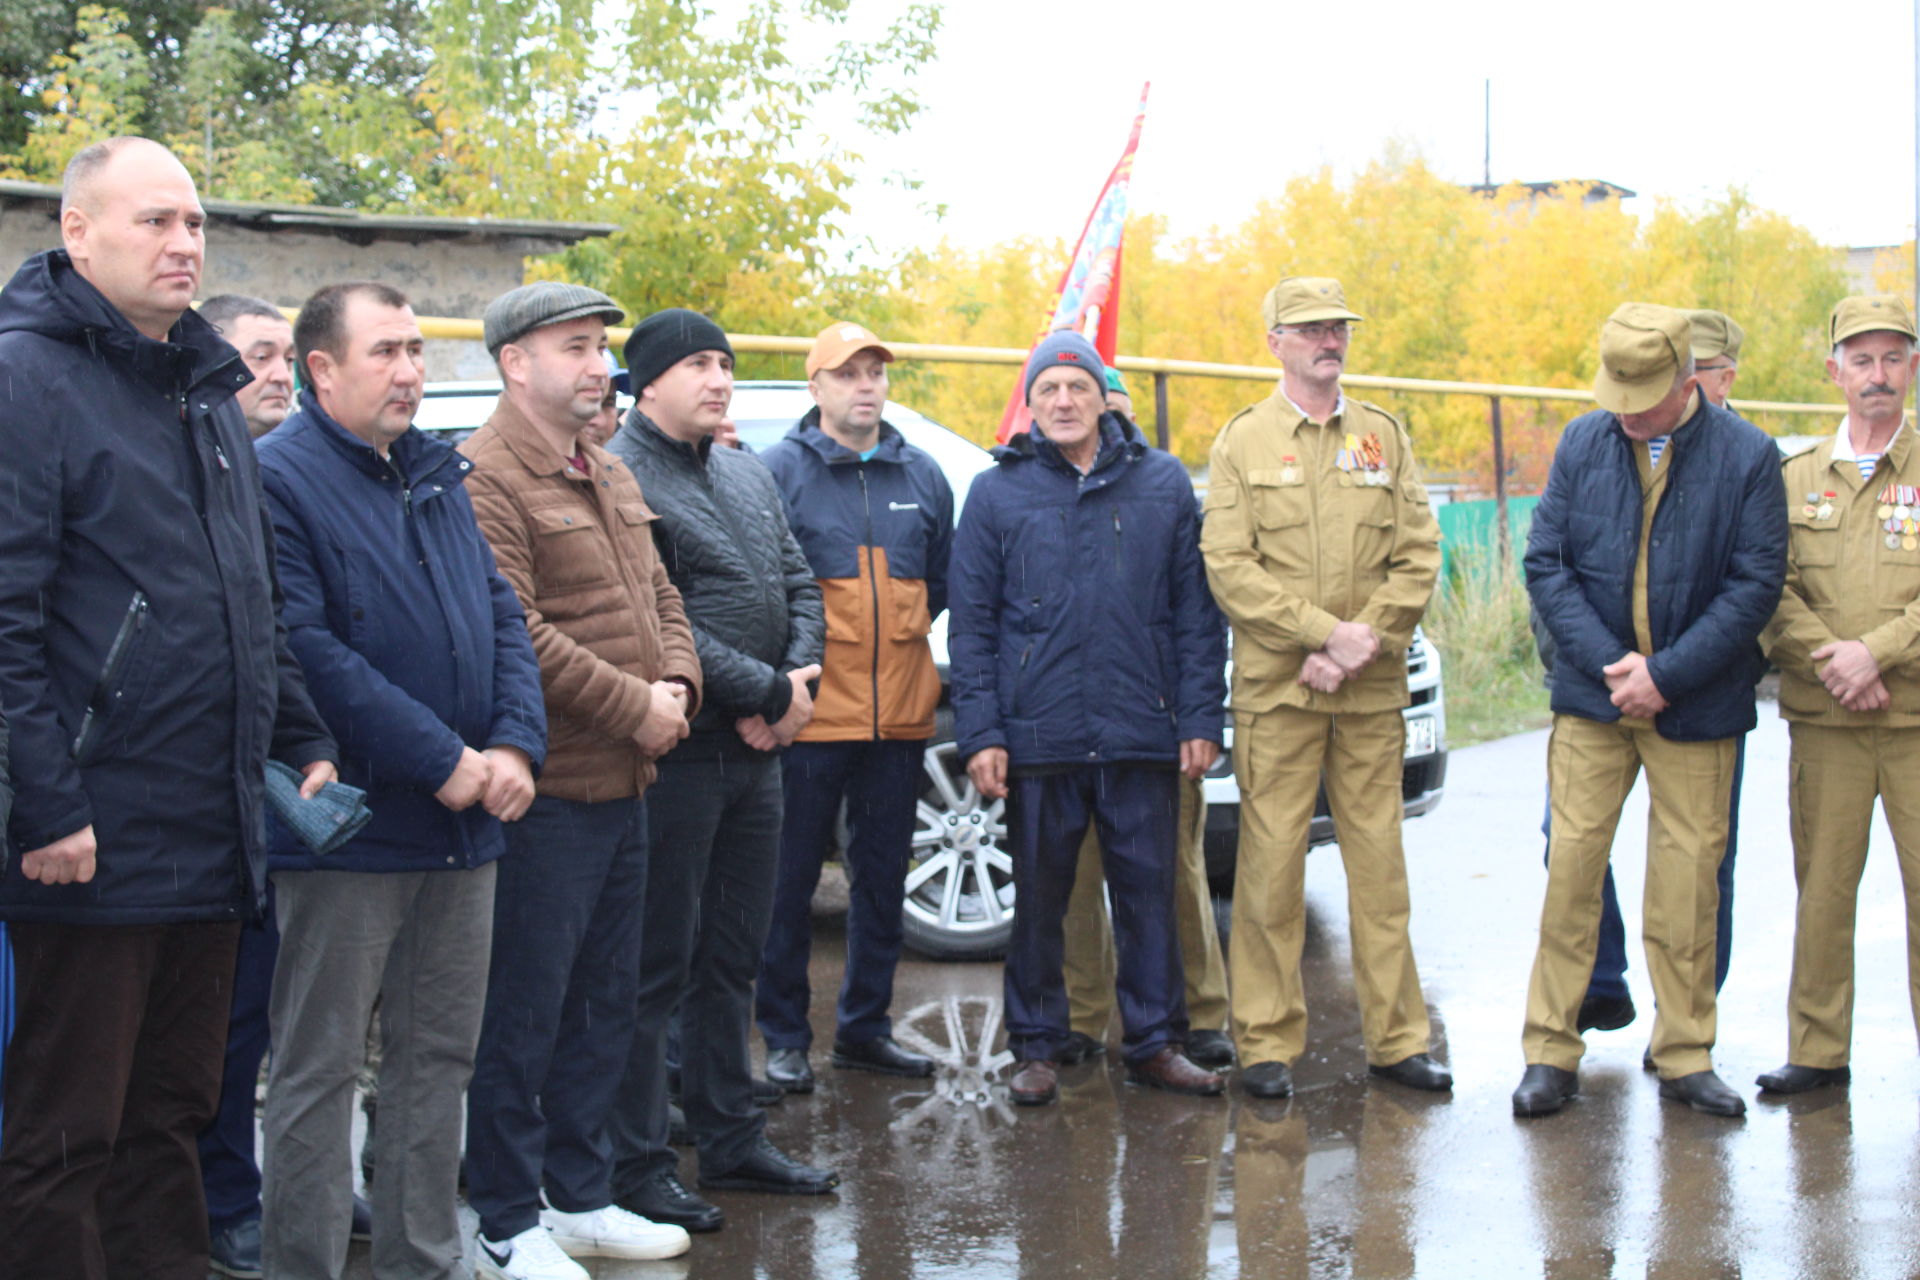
[264,759,371,857]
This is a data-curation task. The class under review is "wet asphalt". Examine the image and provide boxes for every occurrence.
[318,701,1920,1279]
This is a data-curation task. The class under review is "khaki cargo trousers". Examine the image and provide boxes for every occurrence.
[1229,705,1430,1068]
[1063,775,1229,1039]
[1783,721,1920,1068]
[1523,713,1737,1077]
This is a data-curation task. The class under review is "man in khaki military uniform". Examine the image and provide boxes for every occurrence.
[1200,277,1450,1100]
[1759,294,1920,1094]
[1516,303,1785,1120]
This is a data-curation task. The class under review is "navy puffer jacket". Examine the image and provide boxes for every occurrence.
[1524,399,1787,741]
[949,416,1226,767]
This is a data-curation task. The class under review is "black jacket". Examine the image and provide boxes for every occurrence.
[1524,399,1787,740]
[0,250,335,923]
[608,412,824,756]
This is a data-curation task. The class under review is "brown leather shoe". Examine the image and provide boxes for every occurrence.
[1125,1046,1225,1096]
[1009,1059,1059,1106]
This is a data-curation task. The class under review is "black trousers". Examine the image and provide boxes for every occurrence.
[610,754,781,1189]
[0,919,240,1280]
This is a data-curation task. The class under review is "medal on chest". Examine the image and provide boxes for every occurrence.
[1877,483,1918,548]
[1335,431,1390,486]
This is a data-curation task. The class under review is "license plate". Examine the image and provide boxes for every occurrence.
[1403,714,1437,759]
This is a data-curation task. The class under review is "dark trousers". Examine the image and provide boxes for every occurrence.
[612,756,780,1191]
[1548,735,1745,1001]
[466,795,648,1241]
[199,891,278,1231]
[0,919,240,1280]
[1003,764,1185,1065]
[756,738,923,1050]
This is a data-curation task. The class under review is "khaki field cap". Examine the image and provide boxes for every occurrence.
[806,321,895,378]
[1687,309,1744,363]
[1828,294,1919,347]
[1593,303,1691,415]
[1262,277,1364,330]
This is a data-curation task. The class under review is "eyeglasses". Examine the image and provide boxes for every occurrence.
[1274,323,1352,341]
[1695,362,1736,374]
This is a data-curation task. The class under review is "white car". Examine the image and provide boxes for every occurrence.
[416,380,1448,959]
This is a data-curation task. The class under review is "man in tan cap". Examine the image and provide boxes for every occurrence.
[1689,309,1744,409]
[1758,294,1920,1094]
[1201,277,1451,1099]
[1516,302,1786,1118]
[754,321,954,1091]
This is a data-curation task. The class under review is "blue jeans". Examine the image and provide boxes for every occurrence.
[1545,735,1745,1001]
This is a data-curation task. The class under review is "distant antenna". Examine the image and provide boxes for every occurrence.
[1483,79,1491,188]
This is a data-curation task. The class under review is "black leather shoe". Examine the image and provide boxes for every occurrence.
[350,1192,372,1242]
[1240,1060,1293,1099]
[1512,1064,1578,1117]
[1658,1069,1746,1117]
[832,1035,935,1077]
[751,1077,785,1106]
[765,1047,815,1094]
[1576,992,1637,1033]
[1056,1031,1105,1065]
[1186,1029,1236,1070]
[1369,1052,1453,1092]
[209,1216,263,1279]
[699,1136,839,1195]
[619,1170,726,1233]
[1756,1062,1851,1095]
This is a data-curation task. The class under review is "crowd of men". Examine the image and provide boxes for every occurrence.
[0,133,1917,1279]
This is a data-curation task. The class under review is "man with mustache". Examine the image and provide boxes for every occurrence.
[1515,302,1784,1119]
[201,294,297,439]
[1759,294,1920,1095]
[1201,277,1451,1101]
[254,281,548,1277]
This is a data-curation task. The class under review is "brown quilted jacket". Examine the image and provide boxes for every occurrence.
[460,394,702,800]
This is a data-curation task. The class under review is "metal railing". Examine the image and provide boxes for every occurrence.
[412,316,1845,561]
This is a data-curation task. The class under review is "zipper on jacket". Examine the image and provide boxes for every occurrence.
[860,466,881,738]
[73,591,150,758]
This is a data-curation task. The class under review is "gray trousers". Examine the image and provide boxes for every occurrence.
[261,864,496,1280]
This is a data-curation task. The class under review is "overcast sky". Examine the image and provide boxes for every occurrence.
[832,0,1917,258]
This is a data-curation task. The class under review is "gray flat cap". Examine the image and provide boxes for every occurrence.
[484,281,625,356]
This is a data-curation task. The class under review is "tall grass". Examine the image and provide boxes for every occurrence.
[1425,546,1549,746]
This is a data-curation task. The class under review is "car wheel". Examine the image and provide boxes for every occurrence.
[901,737,1014,961]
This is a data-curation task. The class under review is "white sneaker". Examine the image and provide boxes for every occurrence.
[540,1201,692,1260]
[474,1224,590,1280]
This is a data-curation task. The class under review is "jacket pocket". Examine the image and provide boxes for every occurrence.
[72,591,151,765]
[886,576,932,642]
[531,507,616,594]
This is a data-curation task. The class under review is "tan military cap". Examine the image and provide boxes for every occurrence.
[1687,309,1744,363]
[1829,294,1918,347]
[1593,303,1692,415]
[1262,277,1364,330]
[806,320,894,378]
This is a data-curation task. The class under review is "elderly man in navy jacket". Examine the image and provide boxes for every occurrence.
[255,281,547,1279]
[0,137,337,1280]
[949,332,1228,1106]
[1515,302,1785,1120]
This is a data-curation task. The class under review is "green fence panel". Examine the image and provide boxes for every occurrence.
[1436,496,1539,574]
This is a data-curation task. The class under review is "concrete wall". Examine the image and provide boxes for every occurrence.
[0,198,555,380]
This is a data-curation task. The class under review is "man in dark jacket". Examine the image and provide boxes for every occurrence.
[255,281,547,1279]
[1515,302,1786,1120]
[460,284,700,1275]
[0,136,336,1280]
[606,309,833,1215]
[949,331,1228,1106]
[753,321,953,1093]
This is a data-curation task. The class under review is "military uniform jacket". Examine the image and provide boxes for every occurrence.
[1768,422,1920,727]
[1201,391,1440,714]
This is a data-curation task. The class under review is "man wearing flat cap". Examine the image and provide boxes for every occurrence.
[754,321,951,1092]
[1201,276,1450,1101]
[459,283,702,1273]
[1554,306,1753,1042]
[951,329,1228,1105]
[1758,294,1920,1096]
[1516,302,1785,1119]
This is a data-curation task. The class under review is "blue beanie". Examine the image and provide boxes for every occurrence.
[1023,330,1107,402]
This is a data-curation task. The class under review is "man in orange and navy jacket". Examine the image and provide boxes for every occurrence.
[754,322,954,1091]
